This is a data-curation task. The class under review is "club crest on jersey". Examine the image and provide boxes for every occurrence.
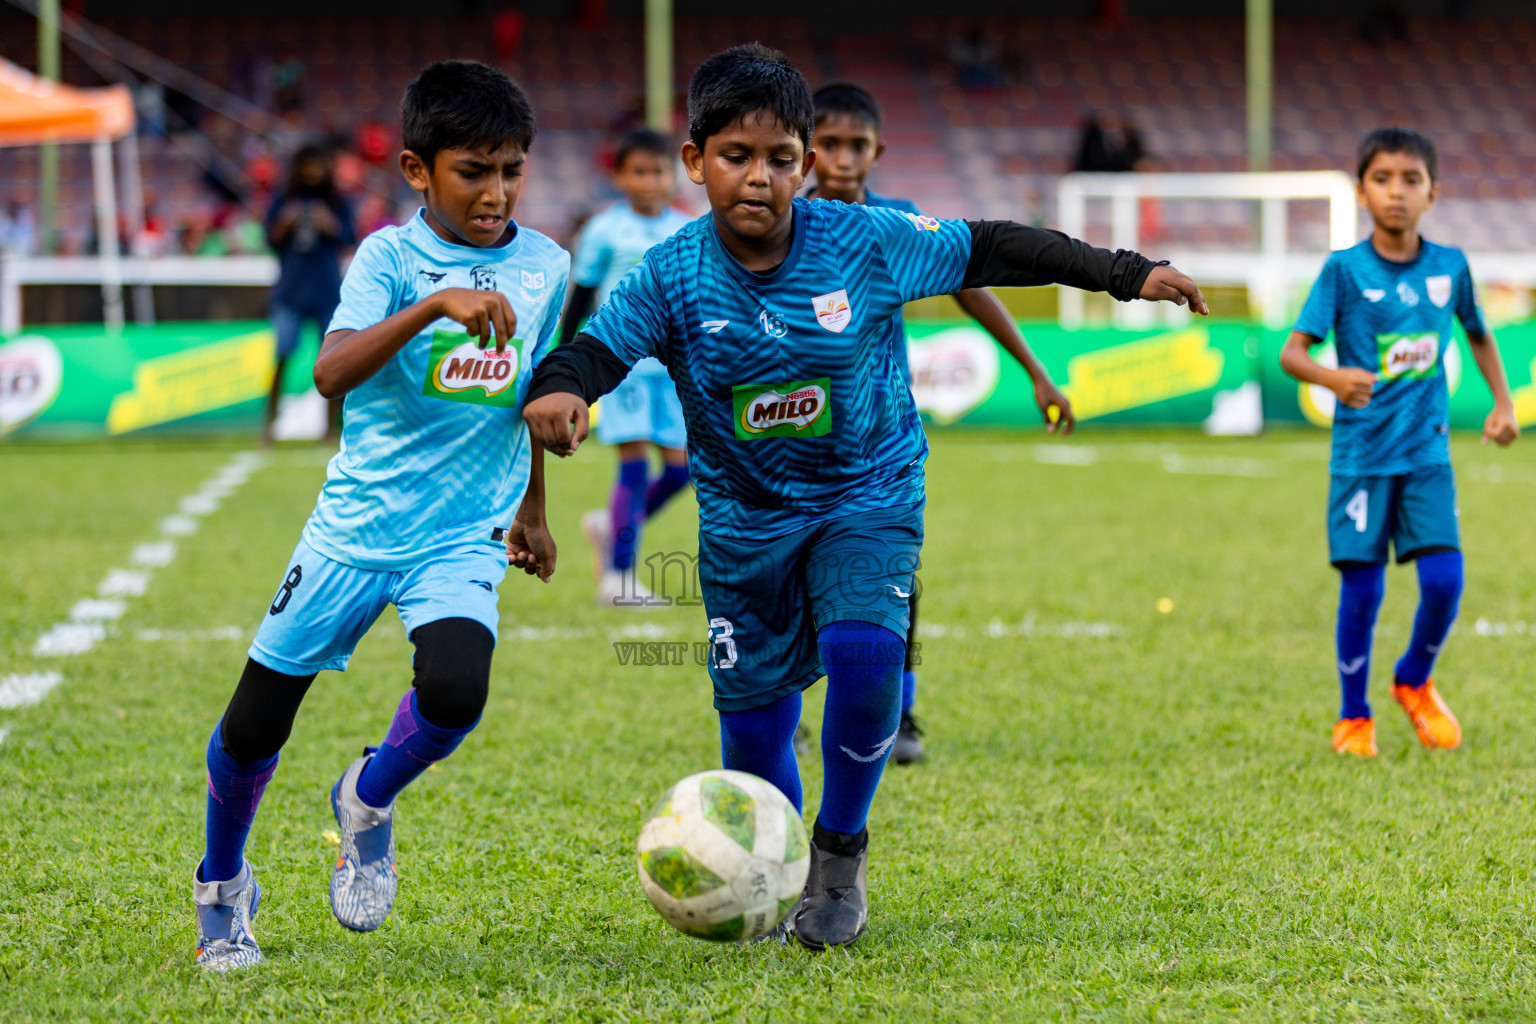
[423,329,523,406]
[521,268,545,291]
[470,265,497,291]
[811,289,853,333]
[731,377,832,440]
[902,212,940,232]
[758,310,789,338]
[1396,281,1419,307]
[1377,331,1440,381]
[1426,274,1452,308]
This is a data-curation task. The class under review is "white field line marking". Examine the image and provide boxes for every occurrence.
[1032,445,1099,466]
[70,598,127,621]
[0,726,8,745]
[1473,617,1534,636]
[497,616,1126,643]
[1466,463,1536,485]
[98,569,150,597]
[134,626,247,643]
[33,623,107,657]
[0,672,64,709]
[1160,453,1277,478]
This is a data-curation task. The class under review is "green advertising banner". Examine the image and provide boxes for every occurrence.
[5,318,1536,440]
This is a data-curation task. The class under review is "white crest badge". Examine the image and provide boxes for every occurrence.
[1426,274,1452,308]
[521,269,546,291]
[812,289,853,333]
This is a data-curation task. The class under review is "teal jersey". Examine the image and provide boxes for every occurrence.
[583,197,971,539]
[1295,238,1486,477]
[570,203,695,378]
[307,211,570,570]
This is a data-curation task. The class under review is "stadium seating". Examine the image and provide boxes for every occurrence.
[0,14,1531,253]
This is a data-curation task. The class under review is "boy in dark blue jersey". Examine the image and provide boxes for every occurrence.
[525,43,1205,950]
[808,82,1076,764]
[1281,128,1517,758]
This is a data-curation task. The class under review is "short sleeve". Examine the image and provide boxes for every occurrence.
[1294,253,1340,340]
[569,219,612,289]
[862,205,972,303]
[1455,258,1487,336]
[582,257,669,368]
[529,274,568,368]
[326,233,404,333]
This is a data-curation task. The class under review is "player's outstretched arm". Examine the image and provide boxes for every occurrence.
[314,289,518,398]
[507,442,556,581]
[523,333,634,456]
[953,287,1074,434]
[959,221,1210,315]
[1278,330,1377,409]
[1466,330,1519,446]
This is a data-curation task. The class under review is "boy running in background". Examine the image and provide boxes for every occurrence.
[808,82,1075,764]
[561,129,695,605]
[1281,127,1517,758]
[192,61,565,970]
[525,44,1205,950]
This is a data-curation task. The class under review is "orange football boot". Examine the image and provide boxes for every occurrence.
[1392,679,1462,749]
[1332,717,1377,757]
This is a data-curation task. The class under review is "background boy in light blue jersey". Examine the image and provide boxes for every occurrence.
[808,82,1076,765]
[525,44,1206,950]
[1281,127,1518,759]
[560,129,696,605]
[191,61,566,970]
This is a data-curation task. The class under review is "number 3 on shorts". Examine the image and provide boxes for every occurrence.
[708,617,738,669]
[1345,488,1369,533]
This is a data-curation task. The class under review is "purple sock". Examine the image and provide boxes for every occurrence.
[354,689,477,809]
[609,459,649,571]
[203,721,278,883]
[643,462,690,518]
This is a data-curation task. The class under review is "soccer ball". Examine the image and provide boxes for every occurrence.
[636,769,809,942]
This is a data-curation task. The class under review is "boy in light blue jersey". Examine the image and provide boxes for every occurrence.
[808,82,1077,765]
[561,129,696,605]
[1282,128,1517,759]
[525,44,1206,950]
[191,61,567,970]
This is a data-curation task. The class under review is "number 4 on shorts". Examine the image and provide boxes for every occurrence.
[1346,489,1369,534]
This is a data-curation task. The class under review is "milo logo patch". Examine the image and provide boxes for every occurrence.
[423,329,523,406]
[732,377,832,439]
[1377,331,1440,381]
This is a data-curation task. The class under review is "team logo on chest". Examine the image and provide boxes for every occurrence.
[1426,274,1452,308]
[521,268,545,291]
[758,310,788,338]
[811,289,853,333]
[1396,281,1419,307]
[470,265,497,291]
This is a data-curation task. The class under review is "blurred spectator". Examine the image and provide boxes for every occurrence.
[272,51,306,115]
[0,201,38,255]
[1073,112,1144,173]
[355,120,393,167]
[263,145,355,444]
[947,24,1002,89]
[493,8,526,62]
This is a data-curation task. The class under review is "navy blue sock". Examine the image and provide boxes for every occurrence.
[718,690,803,812]
[901,671,917,714]
[817,620,904,836]
[1336,563,1386,720]
[355,689,477,809]
[609,459,649,572]
[203,721,278,883]
[644,462,690,518]
[1394,550,1464,688]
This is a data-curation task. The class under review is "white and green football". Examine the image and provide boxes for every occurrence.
[636,769,810,942]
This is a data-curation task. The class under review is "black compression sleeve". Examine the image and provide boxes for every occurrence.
[961,221,1157,301]
[558,284,598,347]
[526,332,633,405]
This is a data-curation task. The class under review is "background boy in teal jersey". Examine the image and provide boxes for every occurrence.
[560,129,696,606]
[1281,127,1518,759]
[808,82,1076,765]
[524,44,1206,950]
[191,61,566,970]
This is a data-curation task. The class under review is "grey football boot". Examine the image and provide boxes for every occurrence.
[329,751,398,932]
[794,824,869,951]
[892,712,925,765]
[193,860,262,971]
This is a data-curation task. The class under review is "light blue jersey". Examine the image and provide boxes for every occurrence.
[583,198,971,539]
[571,203,695,378]
[305,210,569,570]
[1296,238,1486,477]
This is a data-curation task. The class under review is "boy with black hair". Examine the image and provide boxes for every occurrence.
[192,59,567,970]
[562,128,695,605]
[525,43,1204,950]
[1281,127,1517,758]
[809,81,1075,764]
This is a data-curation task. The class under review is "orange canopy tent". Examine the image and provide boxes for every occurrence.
[0,59,136,331]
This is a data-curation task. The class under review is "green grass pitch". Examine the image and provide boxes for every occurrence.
[3,429,1536,1022]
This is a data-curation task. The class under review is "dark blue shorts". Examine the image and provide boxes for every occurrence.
[698,500,924,712]
[1327,464,1459,566]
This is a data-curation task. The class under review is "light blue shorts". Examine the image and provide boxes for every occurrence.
[248,539,506,675]
[597,370,687,448]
